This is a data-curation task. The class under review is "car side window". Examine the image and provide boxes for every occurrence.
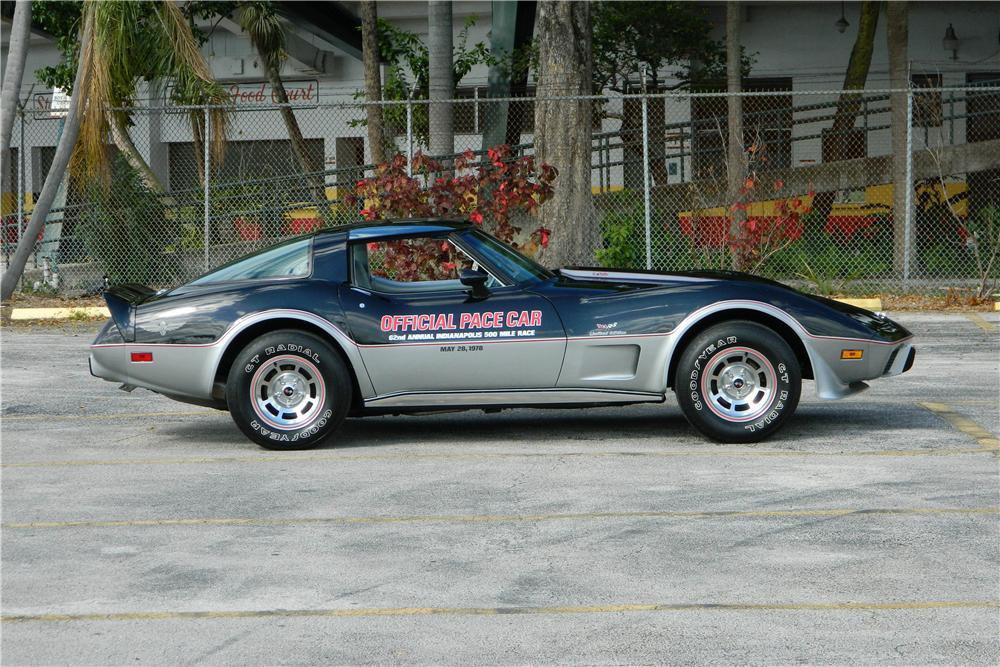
[190,237,312,285]
[352,237,500,294]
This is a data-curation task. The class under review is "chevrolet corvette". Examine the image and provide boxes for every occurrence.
[90,219,915,449]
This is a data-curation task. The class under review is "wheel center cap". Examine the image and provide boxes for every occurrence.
[272,372,305,407]
[721,366,755,399]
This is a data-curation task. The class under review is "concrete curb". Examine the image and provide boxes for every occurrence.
[832,298,882,311]
[9,306,110,321]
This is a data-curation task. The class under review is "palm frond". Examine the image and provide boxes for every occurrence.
[71,1,112,184]
[155,0,229,165]
[239,2,286,71]
[72,0,230,184]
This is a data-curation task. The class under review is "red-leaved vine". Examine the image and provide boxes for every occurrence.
[344,146,557,282]
[727,176,812,271]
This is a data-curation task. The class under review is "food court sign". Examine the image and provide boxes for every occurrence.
[225,80,319,107]
[167,79,319,111]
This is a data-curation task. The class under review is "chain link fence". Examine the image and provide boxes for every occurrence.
[3,85,998,298]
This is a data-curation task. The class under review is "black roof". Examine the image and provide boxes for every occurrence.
[317,218,475,239]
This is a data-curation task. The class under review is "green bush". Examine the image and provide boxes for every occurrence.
[765,212,893,284]
[595,191,704,271]
[78,156,173,285]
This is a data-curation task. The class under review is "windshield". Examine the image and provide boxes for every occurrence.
[458,229,554,283]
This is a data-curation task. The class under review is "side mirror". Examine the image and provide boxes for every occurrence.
[459,268,490,297]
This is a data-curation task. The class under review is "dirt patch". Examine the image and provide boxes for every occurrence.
[880,293,996,312]
[6,293,106,309]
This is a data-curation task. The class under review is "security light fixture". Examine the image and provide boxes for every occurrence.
[943,24,959,60]
[835,1,849,33]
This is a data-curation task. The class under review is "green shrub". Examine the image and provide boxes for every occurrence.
[595,191,705,271]
[78,156,173,285]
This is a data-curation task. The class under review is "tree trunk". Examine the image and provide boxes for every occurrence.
[1,0,32,192]
[427,0,454,159]
[534,0,594,268]
[813,0,880,220]
[887,1,909,277]
[360,0,387,165]
[263,61,328,218]
[725,0,745,270]
[1,9,92,303]
[107,115,163,192]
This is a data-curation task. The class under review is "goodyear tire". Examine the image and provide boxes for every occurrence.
[227,330,351,450]
[674,322,801,443]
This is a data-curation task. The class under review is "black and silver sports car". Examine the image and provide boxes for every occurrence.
[90,219,915,449]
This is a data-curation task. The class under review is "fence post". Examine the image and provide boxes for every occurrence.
[948,89,954,145]
[473,86,479,134]
[203,107,211,272]
[902,89,913,286]
[406,85,416,176]
[641,71,653,270]
[16,108,24,249]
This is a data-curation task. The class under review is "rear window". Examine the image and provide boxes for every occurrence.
[189,237,312,285]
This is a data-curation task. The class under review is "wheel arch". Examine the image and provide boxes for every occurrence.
[213,316,368,410]
[665,307,813,389]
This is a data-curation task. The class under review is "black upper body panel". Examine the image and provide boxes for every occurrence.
[109,219,910,347]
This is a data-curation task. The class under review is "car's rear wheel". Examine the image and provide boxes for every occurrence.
[226,330,351,450]
[674,321,801,443]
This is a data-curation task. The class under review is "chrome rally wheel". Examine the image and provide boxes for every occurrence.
[251,356,326,430]
[702,346,777,422]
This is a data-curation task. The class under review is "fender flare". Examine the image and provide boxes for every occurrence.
[209,309,376,400]
[661,300,862,400]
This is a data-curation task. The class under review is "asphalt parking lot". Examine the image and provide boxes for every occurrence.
[2,311,998,664]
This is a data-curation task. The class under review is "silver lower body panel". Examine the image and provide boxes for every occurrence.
[363,388,665,409]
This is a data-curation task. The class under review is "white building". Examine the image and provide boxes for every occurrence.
[2,1,998,207]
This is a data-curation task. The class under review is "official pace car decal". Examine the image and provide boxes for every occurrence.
[379,310,543,342]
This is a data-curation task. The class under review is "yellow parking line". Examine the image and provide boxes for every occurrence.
[2,447,992,470]
[920,403,1000,449]
[964,312,998,333]
[2,410,218,422]
[4,507,996,531]
[3,599,996,624]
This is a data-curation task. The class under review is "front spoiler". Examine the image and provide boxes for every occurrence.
[806,337,915,400]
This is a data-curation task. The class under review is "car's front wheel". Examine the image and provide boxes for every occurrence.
[226,330,351,450]
[674,321,801,443]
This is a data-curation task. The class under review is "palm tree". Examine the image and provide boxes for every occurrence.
[73,0,229,193]
[427,0,454,158]
[726,0,745,270]
[887,1,909,276]
[1,0,32,193]
[1,4,93,303]
[238,1,327,215]
[360,0,388,165]
[534,0,593,268]
[1,0,229,303]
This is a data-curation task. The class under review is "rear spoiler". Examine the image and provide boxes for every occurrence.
[103,284,155,341]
